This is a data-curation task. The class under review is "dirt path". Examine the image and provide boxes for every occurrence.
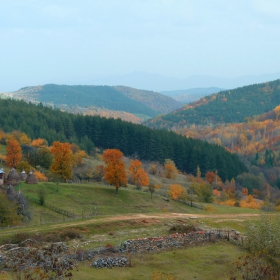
[0,213,262,237]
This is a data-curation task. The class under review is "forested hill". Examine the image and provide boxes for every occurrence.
[113,86,181,113]
[145,79,280,129]
[0,99,246,180]
[7,84,182,119]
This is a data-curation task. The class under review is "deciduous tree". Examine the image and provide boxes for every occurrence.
[129,159,149,189]
[148,183,160,199]
[6,139,22,168]
[164,159,177,179]
[168,184,186,200]
[206,171,215,184]
[103,149,127,195]
[193,183,214,203]
[50,141,73,182]
[31,138,47,148]
[19,132,31,145]
[0,192,21,227]
[231,215,280,279]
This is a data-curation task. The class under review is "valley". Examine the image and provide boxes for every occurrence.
[0,79,280,279]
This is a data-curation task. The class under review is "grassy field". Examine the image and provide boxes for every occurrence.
[74,242,245,280]
[2,242,245,280]
[0,181,272,280]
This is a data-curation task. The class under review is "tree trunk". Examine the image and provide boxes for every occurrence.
[116,187,119,195]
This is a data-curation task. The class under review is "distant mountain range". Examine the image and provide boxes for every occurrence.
[90,71,280,92]
[161,87,223,103]
[4,84,182,123]
[145,79,280,128]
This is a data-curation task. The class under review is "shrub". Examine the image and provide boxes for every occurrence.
[204,205,216,212]
[220,199,236,207]
[37,188,47,206]
[60,229,81,240]
[169,223,196,234]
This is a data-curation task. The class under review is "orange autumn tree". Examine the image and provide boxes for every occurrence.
[240,194,263,209]
[129,159,149,189]
[50,141,73,182]
[34,171,48,182]
[168,184,186,200]
[103,149,127,195]
[206,171,216,184]
[31,138,47,148]
[6,139,22,168]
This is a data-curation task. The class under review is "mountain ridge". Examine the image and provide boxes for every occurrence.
[5,84,182,123]
[145,79,280,129]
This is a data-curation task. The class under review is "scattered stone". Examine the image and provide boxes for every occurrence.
[0,244,17,252]
[92,257,128,268]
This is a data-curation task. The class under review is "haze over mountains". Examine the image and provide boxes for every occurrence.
[161,87,223,103]
[90,71,280,92]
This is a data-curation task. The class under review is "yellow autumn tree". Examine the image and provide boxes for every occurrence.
[19,133,31,145]
[240,195,263,209]
[164,159,177,179]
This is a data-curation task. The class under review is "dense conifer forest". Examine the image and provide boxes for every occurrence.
[0,99,246,180]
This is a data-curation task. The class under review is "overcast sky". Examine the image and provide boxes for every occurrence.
[1,0,280,91]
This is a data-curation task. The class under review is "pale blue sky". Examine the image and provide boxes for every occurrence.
[1,0,280,91]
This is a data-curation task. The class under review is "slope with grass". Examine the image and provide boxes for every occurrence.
[0,180,267,280]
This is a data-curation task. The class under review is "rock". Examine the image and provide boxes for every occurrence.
[0,244,17,252]
[92,257,128,268]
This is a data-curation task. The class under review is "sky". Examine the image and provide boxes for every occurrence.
[1,0,280,92]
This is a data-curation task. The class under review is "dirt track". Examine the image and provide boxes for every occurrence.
[0,213,262,237]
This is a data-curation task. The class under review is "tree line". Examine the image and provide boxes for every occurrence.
[0,98,247,181]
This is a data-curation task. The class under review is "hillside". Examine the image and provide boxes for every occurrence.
[0,181,259,279]
[146,79,280,128]
[113,86,182,113]
[0,98,247,180]
[6,84,182,122]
